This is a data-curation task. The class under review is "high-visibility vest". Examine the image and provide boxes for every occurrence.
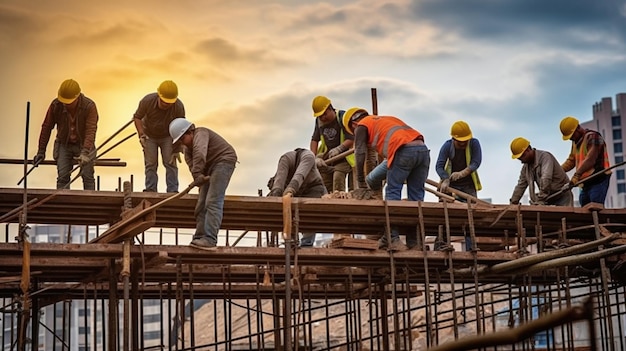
[358,115,422,167]
[317,110,355,166]
[573,130,610,179]
[444,139,482,191]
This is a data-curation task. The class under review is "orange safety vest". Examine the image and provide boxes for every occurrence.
[358,115,421,167]
[573,130,610,179]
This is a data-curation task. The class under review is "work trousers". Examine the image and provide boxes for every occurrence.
[54,141,95,190]
[142,135,178,192]
[194,162,236,244]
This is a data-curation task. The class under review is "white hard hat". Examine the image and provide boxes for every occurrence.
[169,118,192,143]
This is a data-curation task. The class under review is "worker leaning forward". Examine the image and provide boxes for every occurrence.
[34,79,99,190]
[310,96,355,193]
[559,116,611,207]
[343,108,430,251]
[509,137,573,206]
[267,148,328,247]
[169,118,238,249]
[133,80,185,193]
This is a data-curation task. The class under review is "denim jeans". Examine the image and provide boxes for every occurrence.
[386,144,430,241]
[579,174,611,206]
[386,145,430,201]
[194,162,236,244]
[143,136,178,192]
[366,160,388,190]
[54,141,95,190]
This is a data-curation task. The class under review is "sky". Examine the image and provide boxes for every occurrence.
[1,0,626,204]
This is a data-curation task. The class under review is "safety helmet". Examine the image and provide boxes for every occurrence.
[559,116,579,140]
[510,137,530,159]
[450,120,472,141]
[169,118,192,143]
[57,79,81,104]
[312,96,331,117]
[342,107,368,134]
[158,80,179,104]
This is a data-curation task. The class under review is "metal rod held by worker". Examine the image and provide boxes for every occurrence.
[62,132,136,189]
[325,148,355,165]
[17,120,134,186]
[545,160,626,202]
[426,178,491,206]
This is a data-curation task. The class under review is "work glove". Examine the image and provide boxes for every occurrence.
[449,168,471,182]
[569,173,581,186]
[357,181,369,189]
[78,151,92,166]
[532,200,546,206]
[283,187,296,196]
[439,178,450,193]
[352,188,371,200]
[139,135,148,149]
[315,157,334,173]
[267,188,283,197]
[33,152,45,166]
[193,175,209,187]
[168,152,181,166]
[327,144,348,159]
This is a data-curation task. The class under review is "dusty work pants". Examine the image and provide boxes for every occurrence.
[194,162,236,244]
[142,135,178,193]
[54,141,95,190]
[321,159,352,193]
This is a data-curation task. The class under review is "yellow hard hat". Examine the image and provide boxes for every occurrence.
[510,137,530,159]
[312,96,331,117]
[450,120,472,141]
[57,79,81,104]
[342,107,368,134]
[157,80,179,104]
[559,116,579,140]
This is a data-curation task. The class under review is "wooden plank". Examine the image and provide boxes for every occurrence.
[328,238,379,250]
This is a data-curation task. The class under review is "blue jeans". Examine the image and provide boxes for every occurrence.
[387,145,430,241]
[194,162,236,244]
[579,174,611,206]
[54,141,95,190]
[143,136,178,192]
[366,160,388,190]
[386,145,430,201]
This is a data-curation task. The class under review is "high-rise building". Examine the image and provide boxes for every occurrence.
[580,93,626,208]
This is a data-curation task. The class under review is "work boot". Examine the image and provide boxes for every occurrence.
[388,238,407,252]
[190,237,217,250]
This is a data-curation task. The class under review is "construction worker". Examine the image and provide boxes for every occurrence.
[267,148,327,247]
[169,118,238,249]
[34,79,99,190]
[310,96,355,193]
[436,120,482,251]
[133,80,185,193]
[435,121,482,198]
[559,116,611,206]
[343,108,430,251]
[509,137,573,206]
